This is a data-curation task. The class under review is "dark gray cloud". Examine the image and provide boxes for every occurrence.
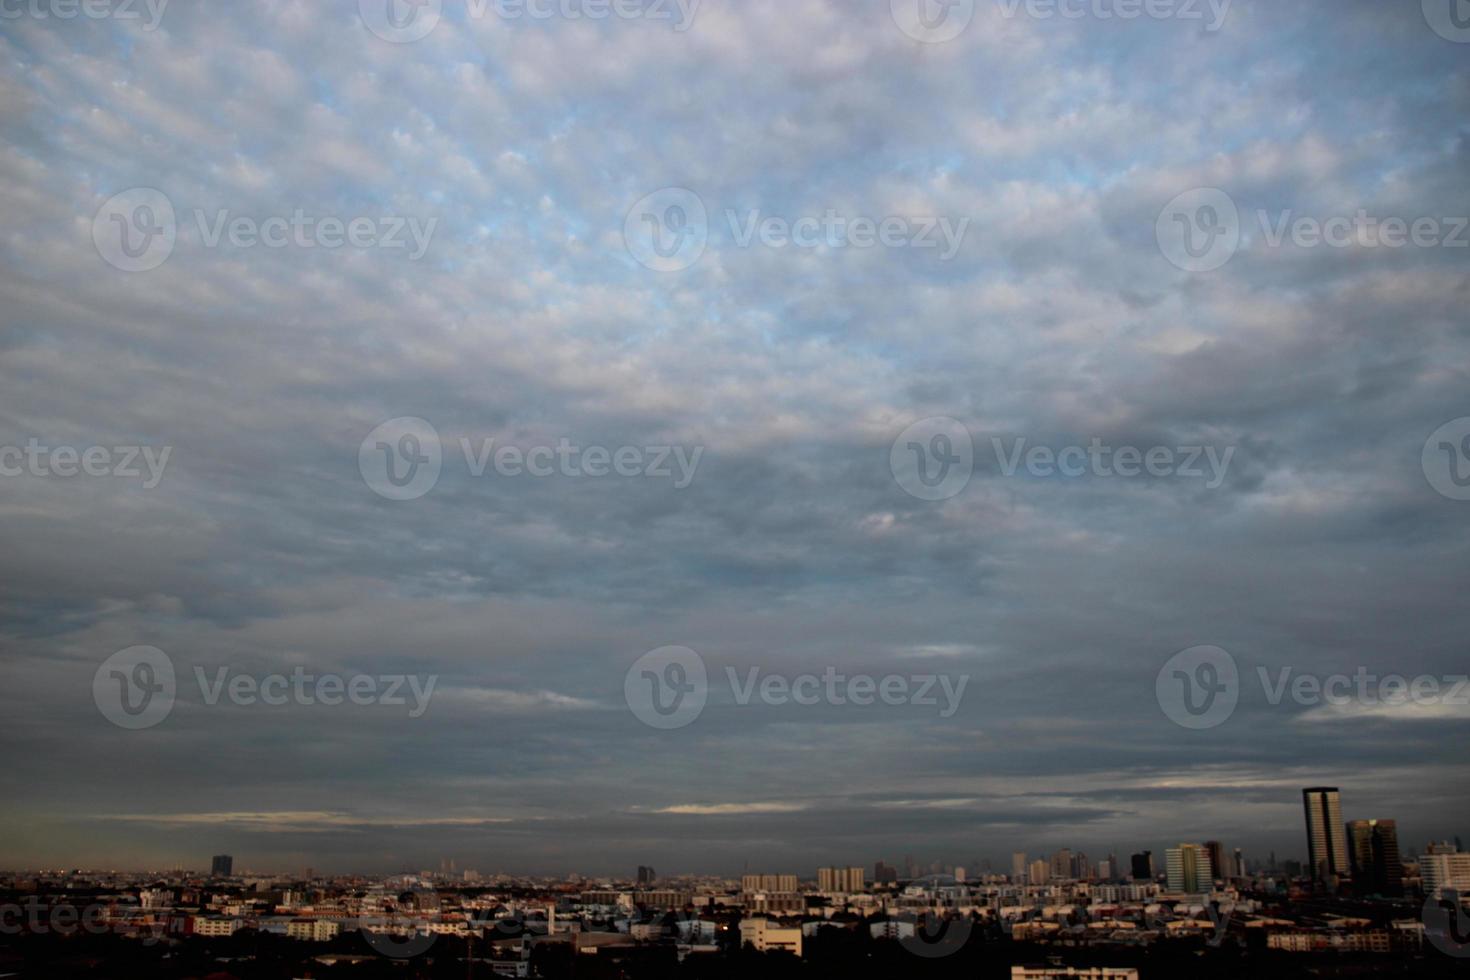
[0,0,1467,876]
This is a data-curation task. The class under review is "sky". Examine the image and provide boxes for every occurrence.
[1,0,1468,877]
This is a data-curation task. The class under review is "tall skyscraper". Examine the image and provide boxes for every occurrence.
[1012,852,1028,883]
[637,865,656,885]
[1302,787,1349,885]
[1347,820,1403,896]
[1030,859,1050,886]
[874,861,897,884]
[1166,844,1213,894]
[210,854,233,877]
[1130,851,1153,881]
[1050,848,1073,880]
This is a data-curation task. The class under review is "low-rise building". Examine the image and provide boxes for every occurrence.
[739,916,802,955]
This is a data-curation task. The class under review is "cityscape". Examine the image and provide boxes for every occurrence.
[2,787,1468,976]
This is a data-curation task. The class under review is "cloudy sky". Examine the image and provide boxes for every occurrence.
[1,0,1468,877]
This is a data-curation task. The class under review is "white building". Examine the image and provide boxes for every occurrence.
[1421,850,1470,898]
[192,917,244,937]
[286,918,341,941]
[739,916,802,955]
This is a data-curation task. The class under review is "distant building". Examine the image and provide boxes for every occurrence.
[1203,842,1225,885]
[1012,852,1028,883]
[816,867,865,892]
[286,919,340,941]
[742,874,798,893]
[1130,852,1153,881]
[1421,846,1470,898]
[192,917,244,937]
[1302,788,1349,886]
[739,916,802,955]
[1347,819,1403,896]
[1165,844,1213,894]
[1030,860,1050,886]
[636,865,656,886]
[874,861,898,884]
[1050,849,1073,881]
[210,855,233,877]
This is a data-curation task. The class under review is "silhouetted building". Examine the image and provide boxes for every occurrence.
[211,855,233,877]
[1348,819,1403,896]
[1203,842,1225,885]
[1130,851,1153,881]
[636,865,656,885]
